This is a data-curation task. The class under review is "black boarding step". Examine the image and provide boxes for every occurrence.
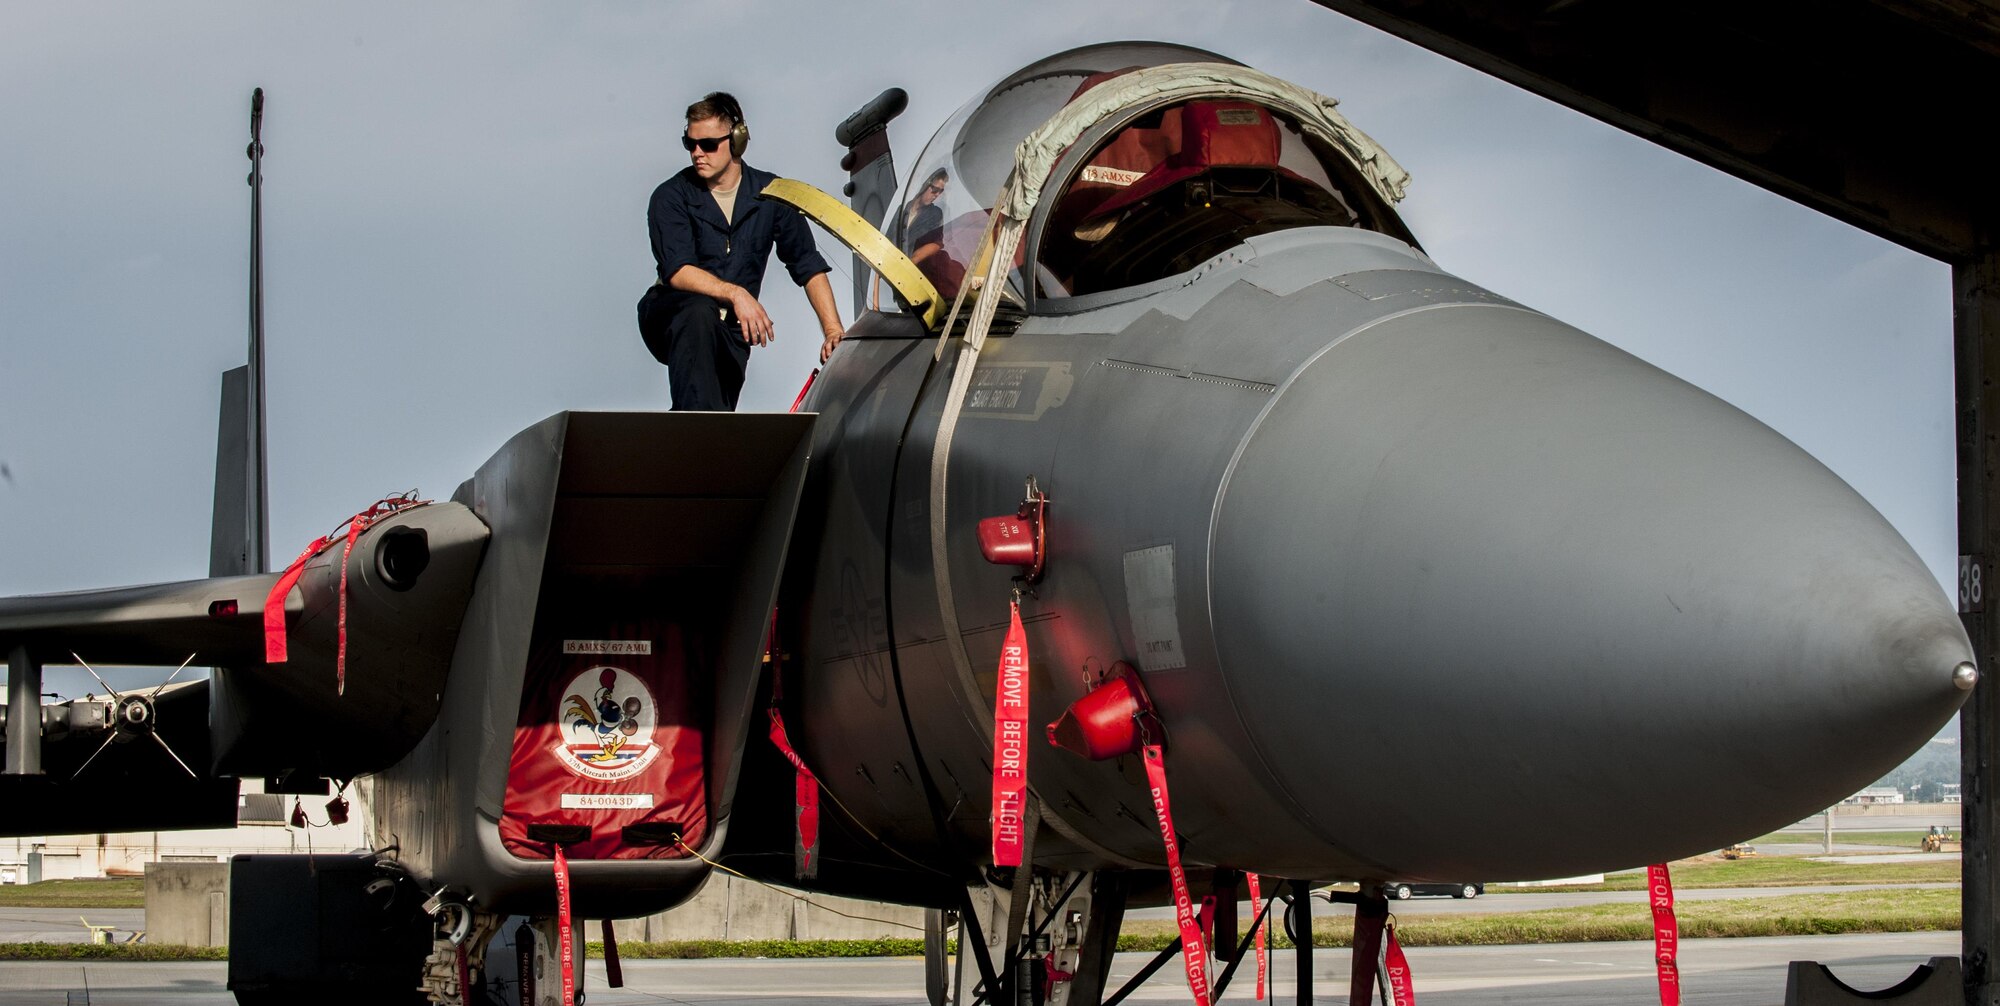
[523,822,685,847]
[525,823,590,846]
[622,822,684,847]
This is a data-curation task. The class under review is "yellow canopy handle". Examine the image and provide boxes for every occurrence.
[760,178,944,330]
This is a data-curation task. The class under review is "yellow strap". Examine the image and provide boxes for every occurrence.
[760,178,944,330]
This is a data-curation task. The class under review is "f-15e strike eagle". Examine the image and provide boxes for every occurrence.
[0,41,1974,1006]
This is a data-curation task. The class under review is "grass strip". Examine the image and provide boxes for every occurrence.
[1499,856,1960,892]
[0,878,144,909]
[580,938,928,959]
[1116,887,1960,950]
[0,943,226,961]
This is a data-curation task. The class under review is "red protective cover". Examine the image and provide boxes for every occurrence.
[1178,100,1281,170]
[978,514,1038,567]
[500,619,707,860]
[1087,100,1286,221]
[1045,671,1147,761]
[1066,108,1180,203]
[1048,90,1182,242]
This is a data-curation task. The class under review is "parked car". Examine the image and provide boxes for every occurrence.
[1387,882,1484,900]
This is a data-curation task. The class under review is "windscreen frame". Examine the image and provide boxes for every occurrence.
[1021,92,1421,314]
[886,42,1245,307]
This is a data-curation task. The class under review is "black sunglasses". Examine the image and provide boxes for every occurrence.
[682,134,730,153]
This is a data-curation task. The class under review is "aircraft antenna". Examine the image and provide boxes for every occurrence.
[245,87,269,572]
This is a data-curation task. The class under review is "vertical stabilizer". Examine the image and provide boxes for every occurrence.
[210,366,252,577]
[213,89,270,579]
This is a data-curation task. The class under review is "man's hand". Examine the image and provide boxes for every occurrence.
[802,272,845,364]
[730,288,775,346]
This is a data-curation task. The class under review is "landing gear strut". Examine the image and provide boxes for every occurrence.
[927,869,1121,1006]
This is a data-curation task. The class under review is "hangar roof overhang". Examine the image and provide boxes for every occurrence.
[1313,0,1997,261]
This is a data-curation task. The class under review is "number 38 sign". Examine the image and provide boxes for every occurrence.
[1963,555,1984,614]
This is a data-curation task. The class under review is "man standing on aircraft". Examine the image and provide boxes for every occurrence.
[639,92,845,411]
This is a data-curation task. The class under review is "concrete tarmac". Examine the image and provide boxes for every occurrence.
[0,908,143,944]
[0,932,1960,1004]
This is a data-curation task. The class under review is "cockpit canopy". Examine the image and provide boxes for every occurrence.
[887,42,1416,308]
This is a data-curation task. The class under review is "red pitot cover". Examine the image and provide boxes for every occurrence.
[500,621,707,859]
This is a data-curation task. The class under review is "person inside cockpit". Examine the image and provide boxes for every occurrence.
[901,168,950,257]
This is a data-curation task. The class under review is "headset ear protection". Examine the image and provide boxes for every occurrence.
[707,91,750,158]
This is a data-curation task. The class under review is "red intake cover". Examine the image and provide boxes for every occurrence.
[978,514,1038,567]
[500,619,707,860]
[1046,662,1154,761]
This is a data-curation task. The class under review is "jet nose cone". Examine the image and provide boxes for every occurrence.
[1210,303,1970,879]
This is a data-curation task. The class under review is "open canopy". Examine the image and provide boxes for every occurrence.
[1002,60,1410,221]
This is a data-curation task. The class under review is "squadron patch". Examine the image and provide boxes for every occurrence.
[554,665,660,781]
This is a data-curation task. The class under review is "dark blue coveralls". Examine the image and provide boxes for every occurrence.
[639,163,831,411]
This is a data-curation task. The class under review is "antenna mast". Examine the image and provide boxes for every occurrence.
[245,88,269,572]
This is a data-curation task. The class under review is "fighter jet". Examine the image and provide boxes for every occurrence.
[0,41,1974,1006]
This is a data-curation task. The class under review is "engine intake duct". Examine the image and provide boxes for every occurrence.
[210,500,490,780]
[367,412,816,920]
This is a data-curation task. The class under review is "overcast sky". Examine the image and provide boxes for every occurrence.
[0,2,1957,698]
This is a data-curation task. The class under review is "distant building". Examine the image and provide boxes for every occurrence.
[1944,783,1963,804]
[1843,786,1906,806]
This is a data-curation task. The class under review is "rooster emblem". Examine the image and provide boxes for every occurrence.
[564,667,644,764]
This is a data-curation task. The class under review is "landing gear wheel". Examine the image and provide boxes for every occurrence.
[1393,884,1412,900]
[1457,884,1477,899]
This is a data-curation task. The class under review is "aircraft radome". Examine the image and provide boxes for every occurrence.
[0,41,1973,1006]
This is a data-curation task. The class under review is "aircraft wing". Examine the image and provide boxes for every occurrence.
[0,578,294,837]
[0,573,290,668]
[0,500,491,837]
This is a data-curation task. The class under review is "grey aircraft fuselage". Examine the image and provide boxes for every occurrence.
[763,222,1970,902]
[0,42,1974,929]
